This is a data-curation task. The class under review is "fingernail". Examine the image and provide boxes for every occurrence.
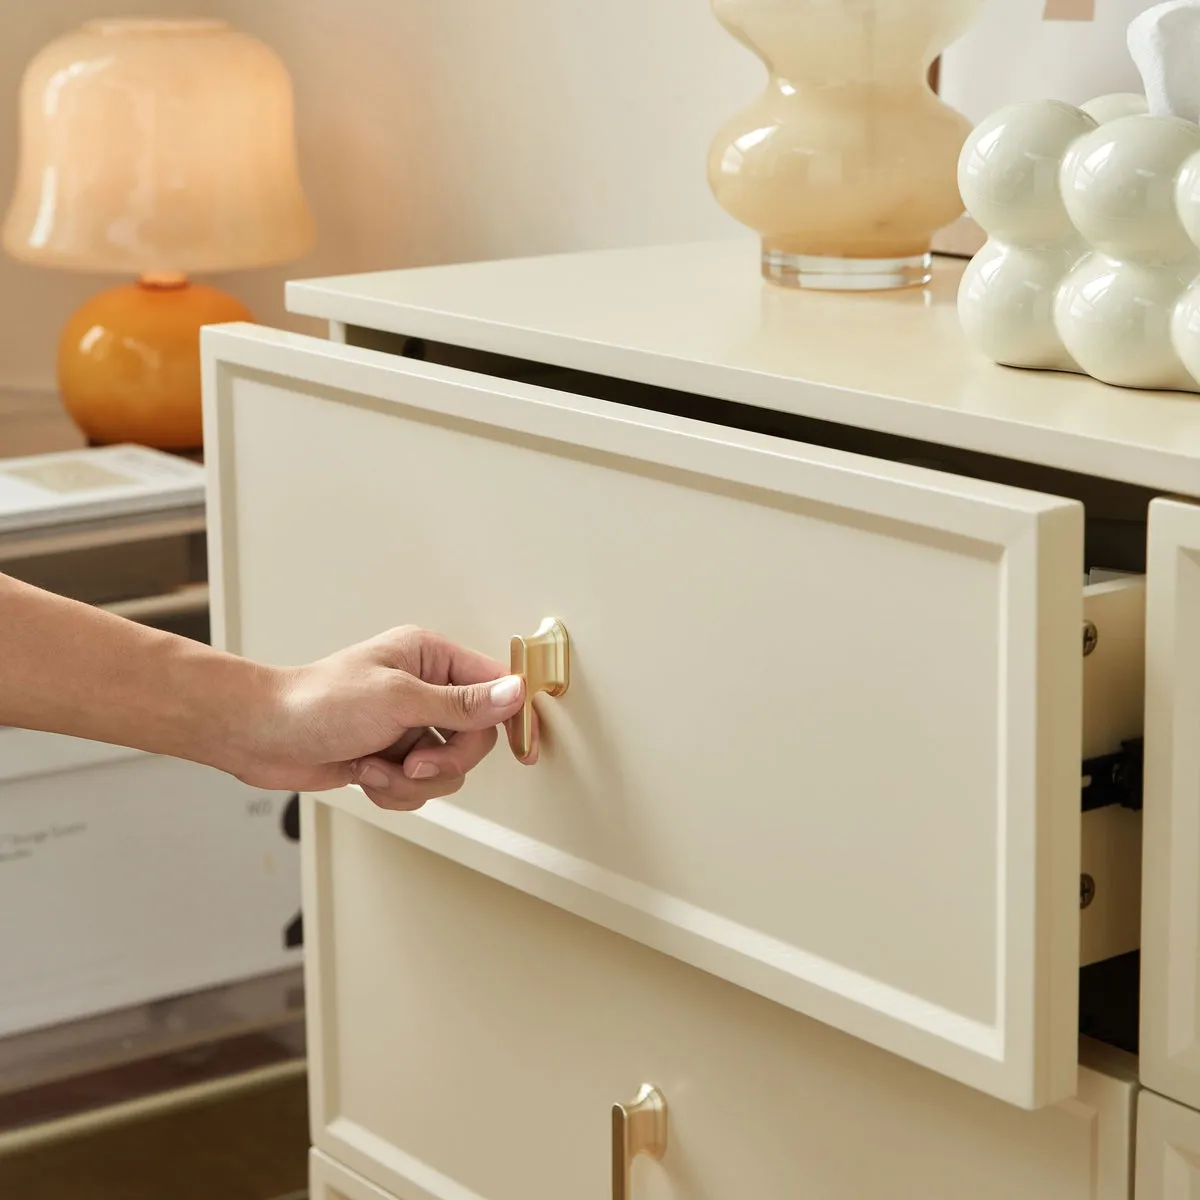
[490,675,522,707]
[407,761,439,780]
[356,763,390,789]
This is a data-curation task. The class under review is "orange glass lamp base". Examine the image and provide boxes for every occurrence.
[57,276,252,451]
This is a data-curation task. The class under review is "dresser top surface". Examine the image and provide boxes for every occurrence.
[287,241,1200,495]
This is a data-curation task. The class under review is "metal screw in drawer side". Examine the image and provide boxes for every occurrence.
[1083,621,1098,657]
[1081,874,1096,909]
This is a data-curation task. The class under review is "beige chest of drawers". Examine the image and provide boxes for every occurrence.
[202,243,1200,1199]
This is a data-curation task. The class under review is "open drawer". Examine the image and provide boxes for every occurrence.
[203,324,1145,1108]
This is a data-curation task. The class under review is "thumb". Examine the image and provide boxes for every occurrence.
[399,673,525,732]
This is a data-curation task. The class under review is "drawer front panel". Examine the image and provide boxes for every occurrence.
[1142,499,1200,1110]
[205,325,1084,1106]
[1136,1090,1200,1200]
[305,795,1136,1200]
[311,1149,401,1200]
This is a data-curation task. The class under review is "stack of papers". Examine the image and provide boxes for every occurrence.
[0,446,205,535]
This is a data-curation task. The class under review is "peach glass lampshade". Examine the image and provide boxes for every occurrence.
[2,18,315,449]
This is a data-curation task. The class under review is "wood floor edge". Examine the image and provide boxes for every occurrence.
[0,1058,306,1158]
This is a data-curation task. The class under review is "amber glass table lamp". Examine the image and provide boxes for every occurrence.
[2,18,314,451]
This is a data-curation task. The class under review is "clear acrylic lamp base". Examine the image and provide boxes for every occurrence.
[761,248,935,292]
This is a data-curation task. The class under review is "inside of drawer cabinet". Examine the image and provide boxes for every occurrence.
[1080,951,1139,1055]
[345,326,1157,578]
[1079,575,1143,1058]
[346,324,1153,1061]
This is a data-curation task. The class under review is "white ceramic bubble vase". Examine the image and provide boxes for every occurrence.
[955,2,1200,394]
[707,0,984,291]
[957,99,1200,391]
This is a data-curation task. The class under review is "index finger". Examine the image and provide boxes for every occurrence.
[421,630,509,687]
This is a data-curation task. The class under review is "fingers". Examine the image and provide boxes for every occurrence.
[400,673,527,733]
[372,628,531,735]
[380,726,437,761]
[400,693,540,764]
[400,727,498,781]
[375,627,508,687]
[351,755,465,811]
[441,640,511,687]
[350,711,531,811]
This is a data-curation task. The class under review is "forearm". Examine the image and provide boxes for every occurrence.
[0,573,280,774]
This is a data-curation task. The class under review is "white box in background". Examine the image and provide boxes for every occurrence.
[0,732,301,1039]
[939,0,1153,126]
[935,0,1154,256]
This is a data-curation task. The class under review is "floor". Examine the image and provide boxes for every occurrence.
[0,1072,309,1199]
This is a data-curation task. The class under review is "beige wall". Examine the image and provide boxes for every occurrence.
[0,1,758,389]
[213,0,759,331]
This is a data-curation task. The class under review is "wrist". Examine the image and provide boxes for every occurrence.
[167,636,292,779]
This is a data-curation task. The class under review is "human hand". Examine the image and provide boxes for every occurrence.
[237,626,536,810]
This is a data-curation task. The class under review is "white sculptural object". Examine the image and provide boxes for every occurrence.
[957,0,1200,394]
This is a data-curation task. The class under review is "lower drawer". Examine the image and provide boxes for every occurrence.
[304,792,1138,1200]
[311,1149,395,1200]
[1135,1091,1200,1200]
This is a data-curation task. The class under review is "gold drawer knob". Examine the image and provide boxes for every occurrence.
[612,1083,667,1200]
[507,617,569,760]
